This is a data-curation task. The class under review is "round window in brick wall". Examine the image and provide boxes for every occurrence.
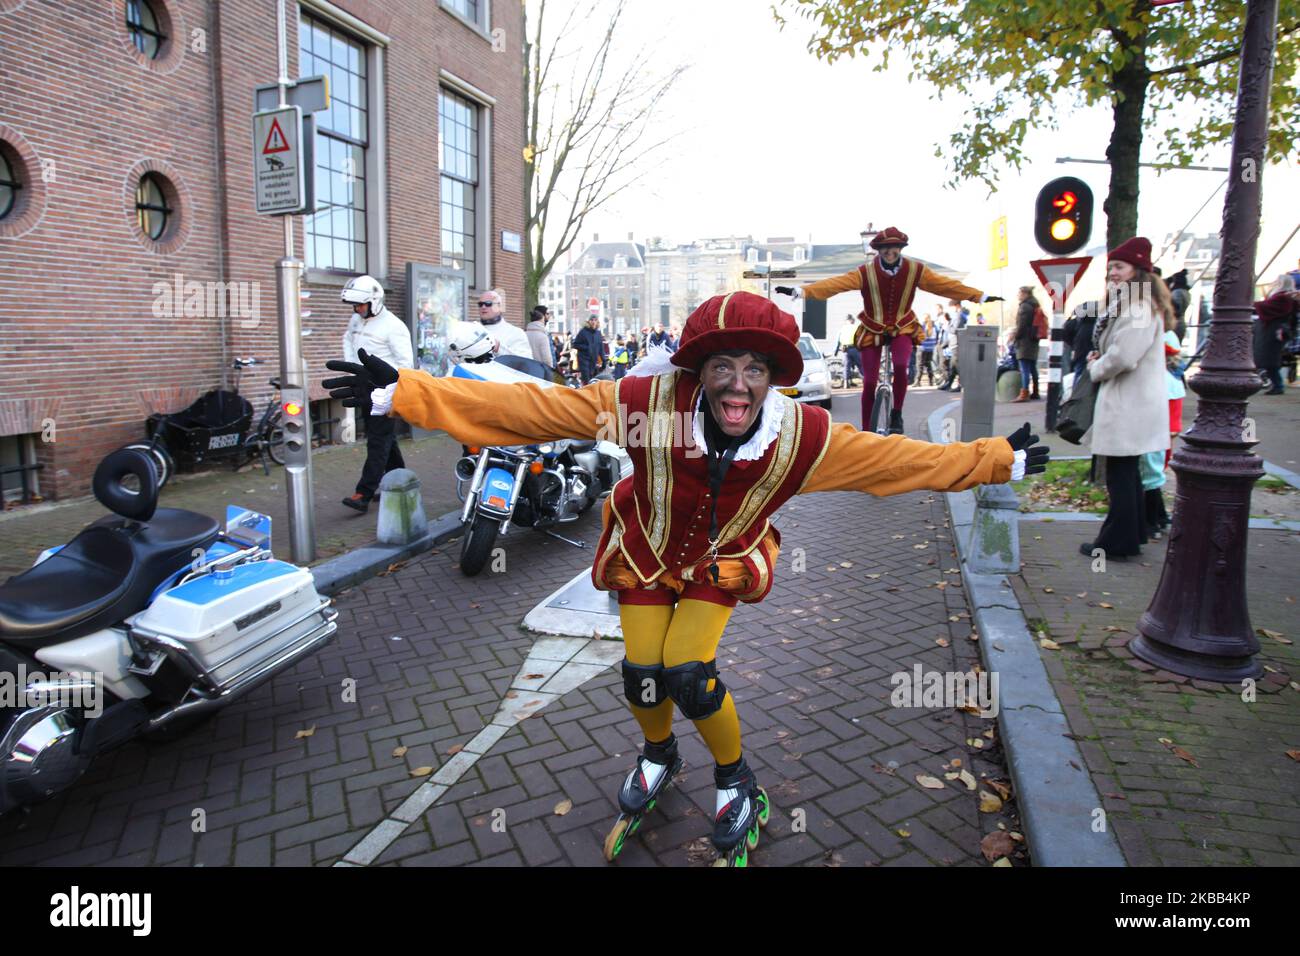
[0,146,20,220]
[0,129,45,239]
[126,0,166,59]
[135,172,173,240]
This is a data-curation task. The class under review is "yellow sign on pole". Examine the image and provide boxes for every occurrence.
[990,216,1009,270]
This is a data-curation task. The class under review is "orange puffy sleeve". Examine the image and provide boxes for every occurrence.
[800,422,1013,496]
[390,369,619,446]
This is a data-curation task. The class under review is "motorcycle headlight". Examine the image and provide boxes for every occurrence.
[537,443,554,455]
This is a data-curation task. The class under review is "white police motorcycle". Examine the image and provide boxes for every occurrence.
[0,448,337,815]
[446,324,630,576]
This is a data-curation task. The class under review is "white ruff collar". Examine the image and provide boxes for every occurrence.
[692,388,787,462]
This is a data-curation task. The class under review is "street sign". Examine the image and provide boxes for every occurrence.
[501,230,522,253]
[1030,256,1092,431]
[989,216,1009,270]
[1029,256,1092,313]
[253,105,306,215]
[254,75,330,114]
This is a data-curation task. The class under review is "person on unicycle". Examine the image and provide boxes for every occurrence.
[778,227,1000,434]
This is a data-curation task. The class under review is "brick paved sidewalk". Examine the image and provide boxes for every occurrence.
[0,394,1028,867]
[1012,525,1300,866]
[0,432,465,579]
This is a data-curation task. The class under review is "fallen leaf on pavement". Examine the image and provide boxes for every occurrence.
[950,758,962,768]
[944,772,960,781]
[966,737,986,749]
[987,779,1013,800]
[992,857,1013,867]
[979,791,1003,813]
[915,774,946,790]
[873,763,898,776]
[554,799,573,816]
[959,769,977,791]
[1042,587,1054,593]
[295,725,316,739]
[1257,628,1292,645]
[981,831,1016,861]
[982,728,995,740]
[409,767,433,778]
[525,673,546,680]
[840,561,853,568]
[1039,637,1061,650]
[392,746,408,758]
[1171,747,1198,767]
[897,829,911,837]
[1286,750,1300,762]
[469,602,482,609]
[867,573,882,579]
[935,637,950,647]
[447,744,463,756]
[1010,832,1024,842]
[1099,602,1115,609]
[505,690,518,699]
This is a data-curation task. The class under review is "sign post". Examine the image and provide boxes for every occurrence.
[249,0,329,564]
[1029,256,1092,431]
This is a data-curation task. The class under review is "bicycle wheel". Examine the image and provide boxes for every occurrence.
[124,441,173,489]
[266,426,288,465]
[869,385,892,434]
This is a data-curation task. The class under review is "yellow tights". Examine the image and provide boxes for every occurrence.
[618,599,742,766]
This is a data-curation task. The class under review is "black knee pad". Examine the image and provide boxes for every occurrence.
[622,660,666,709]
[663,660,726,720]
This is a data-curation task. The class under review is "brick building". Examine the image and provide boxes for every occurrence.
[0,0,525,500]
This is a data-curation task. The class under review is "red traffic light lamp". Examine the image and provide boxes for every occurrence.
[1034,177,1093,255]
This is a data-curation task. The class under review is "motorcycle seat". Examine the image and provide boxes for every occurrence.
[0,509,219,648]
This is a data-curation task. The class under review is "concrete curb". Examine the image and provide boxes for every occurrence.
[926,401,1127,867]
[311,510,464,596]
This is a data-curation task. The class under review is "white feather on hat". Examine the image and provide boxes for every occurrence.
[624,342,679,378]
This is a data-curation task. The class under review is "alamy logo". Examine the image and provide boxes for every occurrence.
[49,886,151,936]
[889,664,1000,718]
[0,665,102,718]
[151,273,261,327]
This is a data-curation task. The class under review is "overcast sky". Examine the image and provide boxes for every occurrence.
[554,0,1299,298]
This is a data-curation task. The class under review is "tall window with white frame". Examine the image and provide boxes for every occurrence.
[300,14,369,274]
[440,88,480,288]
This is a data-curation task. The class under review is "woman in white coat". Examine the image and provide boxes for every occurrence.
[1081,237,1173,559]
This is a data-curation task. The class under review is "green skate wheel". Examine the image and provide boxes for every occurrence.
[756,787,770,827]
[646,799,656,812]
[735,845,749,867]
[746,824,760,851]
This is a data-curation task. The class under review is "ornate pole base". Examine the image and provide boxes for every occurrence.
[1133,444,1264,682]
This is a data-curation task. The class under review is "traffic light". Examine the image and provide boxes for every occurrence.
[1034,177,1093,255]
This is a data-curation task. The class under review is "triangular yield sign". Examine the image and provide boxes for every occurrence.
[262,118,291,154]
[1029,256,1092,313]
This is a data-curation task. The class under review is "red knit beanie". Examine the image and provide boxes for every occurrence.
[1108,237,1153,273]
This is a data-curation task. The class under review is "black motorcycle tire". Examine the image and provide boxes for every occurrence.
[459,512,500,577]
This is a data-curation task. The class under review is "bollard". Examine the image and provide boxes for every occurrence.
[957,325,999,441]
[376,468,428,545]
[966,481,1020,574]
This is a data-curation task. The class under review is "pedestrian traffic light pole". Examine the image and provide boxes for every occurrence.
[1132,0,1279,681]
[274,0,316,563]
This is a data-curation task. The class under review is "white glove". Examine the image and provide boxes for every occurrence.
[1010,449,1027,482]
[369,382,398,416]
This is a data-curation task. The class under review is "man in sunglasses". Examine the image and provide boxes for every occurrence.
[477,289,533,359]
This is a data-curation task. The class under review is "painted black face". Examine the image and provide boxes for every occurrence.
[701,352,770,437]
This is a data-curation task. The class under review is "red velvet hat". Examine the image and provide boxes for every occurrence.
[671,291,805,387]
[870,226,909,249]
[1254,292,1295,323]
[1108,236,1153,273]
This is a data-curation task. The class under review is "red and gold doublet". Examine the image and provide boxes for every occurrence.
[592,370,831,604]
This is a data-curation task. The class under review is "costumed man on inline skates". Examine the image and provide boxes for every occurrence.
[323,291,1046,866]
[777,227,1002,435]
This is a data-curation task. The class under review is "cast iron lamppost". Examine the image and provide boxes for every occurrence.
[1132,0,1279,681]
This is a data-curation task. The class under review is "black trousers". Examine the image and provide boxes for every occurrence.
[356,403,404,499]
[1093,455,1146,556]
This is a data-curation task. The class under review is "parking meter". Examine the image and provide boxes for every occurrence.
[958,325,999,441]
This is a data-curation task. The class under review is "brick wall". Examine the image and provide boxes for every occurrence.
[0,0,525,499]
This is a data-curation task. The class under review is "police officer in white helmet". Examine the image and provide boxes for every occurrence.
[340,275,414,513]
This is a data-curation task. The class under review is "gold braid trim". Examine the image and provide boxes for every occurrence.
[718,396,800,543]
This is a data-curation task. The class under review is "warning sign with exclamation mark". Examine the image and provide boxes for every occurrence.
[252,105,305,215]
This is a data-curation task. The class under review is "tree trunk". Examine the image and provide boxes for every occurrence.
[1103,44,1149,250]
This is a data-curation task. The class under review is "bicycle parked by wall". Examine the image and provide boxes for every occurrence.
[139,357,287,483]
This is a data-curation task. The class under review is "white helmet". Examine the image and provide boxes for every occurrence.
[341,275,385,317]
[448,321,496,363]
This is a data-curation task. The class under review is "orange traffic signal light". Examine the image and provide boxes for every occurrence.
[1035,177,1093,255]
